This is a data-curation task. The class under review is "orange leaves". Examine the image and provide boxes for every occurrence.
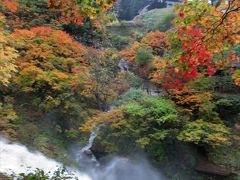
[121,31,169,66]
[169,87,213,114]
[1,0,18,12]
[11,26,89,109]
[232,70,240,87]
[23,26,86,52]
[141,31,169,56]
[48,0,116,25]
[234,78,240,87]
[121,42,141,65]
[12,26,86,66]
[12,29,35,39]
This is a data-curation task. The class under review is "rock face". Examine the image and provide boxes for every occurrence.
[0,173,9,180]
[195,159,234,177]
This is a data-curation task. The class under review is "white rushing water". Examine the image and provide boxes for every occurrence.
[76,127,100,168]
[0,131,165,180]
[0,137,91,180]
[89,156,164,180]
[72,128,165,180]
[118,59,130,71]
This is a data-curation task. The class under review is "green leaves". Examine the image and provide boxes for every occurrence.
[136,48,153,67]
[178,119,231,146]
[83,89,180,153]
[121,102,146,117]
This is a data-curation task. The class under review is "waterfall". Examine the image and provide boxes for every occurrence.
[0,137,91,180]
[72,128,166,180]
[81,127,99,153]
[75,127,100,168]
[118,59,130,71]
[0,131,166,180]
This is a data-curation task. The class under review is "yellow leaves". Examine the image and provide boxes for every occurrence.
[0,16,18,86]
[178,119,231,147]
[80,109,126,132]
[16,66,44,91]
[0,97,18,139]
[232,70,240,87]
[150,56,167,84]
[52,71,68,80]
[136,137,150,149]
[141,31,169,52]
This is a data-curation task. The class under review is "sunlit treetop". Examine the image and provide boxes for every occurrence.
[48,0,117,25]
[11,26,89,110]
[0,14,18,86]
[12,26,87,71]
[0,0,18,12]
[0,0,116,25]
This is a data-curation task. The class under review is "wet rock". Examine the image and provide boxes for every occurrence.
[195,158,233,176]
[0,173,9,180]
[91,141,108,159]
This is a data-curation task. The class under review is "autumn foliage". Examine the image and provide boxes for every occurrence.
[232,70,240,87]
[12,26,88,110]
[0,0,239,170]
[169,0,240,80]
[1,0,18,12]
[121,31,169,65]
[0,14,17,86]
[48,0,116,25]
[121,0,239,89]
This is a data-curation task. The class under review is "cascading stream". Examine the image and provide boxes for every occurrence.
[76,126,100,168]
[118,59,130,71]
[71,126,166,180]
[0,137,92,180]
[0,129,165,180]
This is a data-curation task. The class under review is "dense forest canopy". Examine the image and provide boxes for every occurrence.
[0,0,240,179]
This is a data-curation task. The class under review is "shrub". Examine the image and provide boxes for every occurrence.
[178,119,231,147]
[136,48,153,67]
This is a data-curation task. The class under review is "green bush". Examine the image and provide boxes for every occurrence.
[115,88,148,106]
[136,48,153,67]
[13,167,77,180]
[156,14,175,32]
[178,119,231,147]
[89,93,180,155]
[109,35,130,50]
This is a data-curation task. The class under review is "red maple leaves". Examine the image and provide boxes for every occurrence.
[1,0,18,12]
[177,25,216,79]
